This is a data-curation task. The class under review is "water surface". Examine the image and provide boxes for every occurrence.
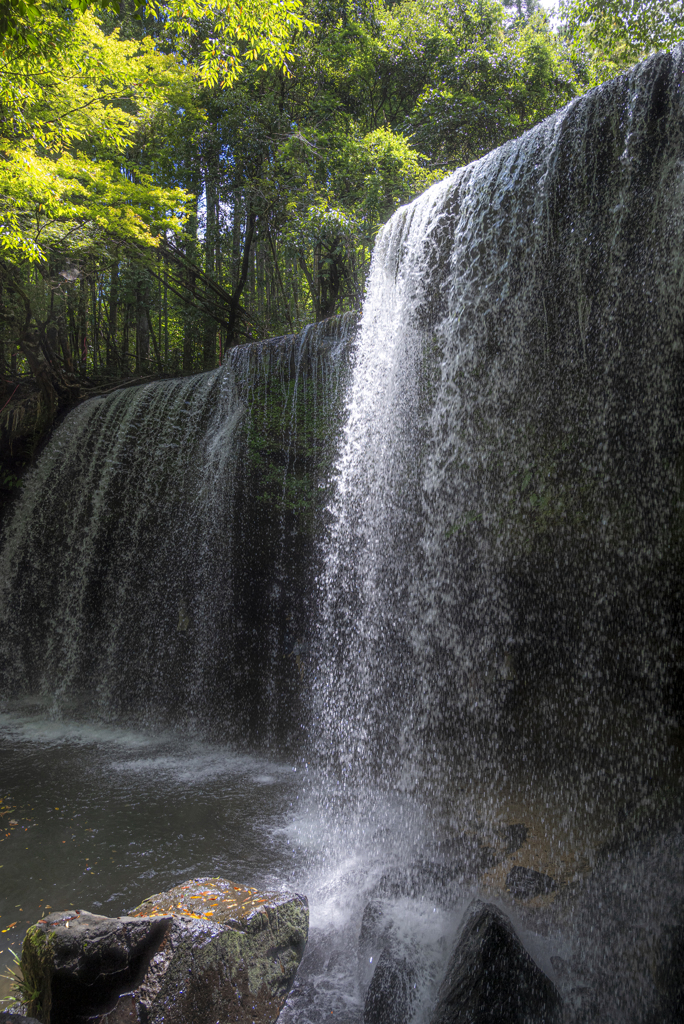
[0,705,301,1002]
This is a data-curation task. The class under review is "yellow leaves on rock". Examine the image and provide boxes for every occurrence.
[0,801,20,843]
[132,879,276,922]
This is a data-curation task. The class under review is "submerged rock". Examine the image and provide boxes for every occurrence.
[358,899,394,992]
[20,877,308,1024]
[431,900,561,1024]
[0,1014,42,1023]
[371,837,497,905]
[364,946,417,1024]
[505,867,558,901]
[499,824,529,856]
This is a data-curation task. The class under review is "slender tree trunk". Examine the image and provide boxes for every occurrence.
[108,259,119,369]
[146,308,163,372]
[313,243,321,320]
[292,259,299,324]
[163,260,169,368]
[78,278,88,374]
[7,278,78,425]
[91,278,99,372]
[181,159,201,372]
[67,292,77,370]
[248,240,255,312]
[267,230,294,332]
[122,302,130,373]
[232,195,242,291]
[257,232,265,325]
[298,256,317,320]
[136,278,150,371]
[226,209,257,347]
[58,296,73,374]
[157,260,163,370]
[202,170,219,369]
[0,283,6,375]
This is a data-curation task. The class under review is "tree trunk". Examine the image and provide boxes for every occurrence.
[58,305,74,375]
[8,278,79,430]
[267,230,294,332]
[183,167,200,372]
[257,232,265,324]
[108,259,119,369]
[163,260,169,368]
[203,170,218,369]
[146,307,163,372]
[78,277,88,374]
[122,302,130,374]
[226,209,257,348]
[136,278,150,371]
[231,195,242,291]
[91,277,99,372]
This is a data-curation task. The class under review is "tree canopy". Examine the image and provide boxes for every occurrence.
[562,0,684,59]
[1,0,682,445]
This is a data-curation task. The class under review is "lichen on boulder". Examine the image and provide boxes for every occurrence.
[20,876,308,1024]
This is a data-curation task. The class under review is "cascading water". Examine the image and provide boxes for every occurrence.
[0,314,355,742]
[317,47,684,791]
[303,47,684,1024]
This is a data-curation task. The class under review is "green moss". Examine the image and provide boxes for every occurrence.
[20,926,54,1021]
[241,369,345,529]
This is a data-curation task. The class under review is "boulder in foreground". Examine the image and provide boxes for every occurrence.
[20,877,308,1024]
[431,900,561,1024]
[364,945,416,1024]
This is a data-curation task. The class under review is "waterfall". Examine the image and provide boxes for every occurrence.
[1,49,684,1024]
[316,48,684,797]
[0,315,356,742]
[3,50,683,790]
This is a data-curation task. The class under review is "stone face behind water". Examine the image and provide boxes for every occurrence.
[20,877,308,1024]
[431,900,561,1024]
[505,867,558,901]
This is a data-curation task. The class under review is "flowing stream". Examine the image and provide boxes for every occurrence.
[2,49,684,1024]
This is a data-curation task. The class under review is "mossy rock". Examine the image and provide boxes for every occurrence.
[20,878,308,1024]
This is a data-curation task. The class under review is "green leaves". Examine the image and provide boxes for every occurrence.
[0,148,188,260]
[145,0,316,87]
[2,0,675,383]
[1,0,315,87]
[402,2,580,165]
[0,5,192,262]
[562,0,684,58]
[0,0,42,43]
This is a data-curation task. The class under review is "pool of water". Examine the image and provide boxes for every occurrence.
[0,706,474,1022]
[0,708,303,1000]
[1,705,683,1023]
